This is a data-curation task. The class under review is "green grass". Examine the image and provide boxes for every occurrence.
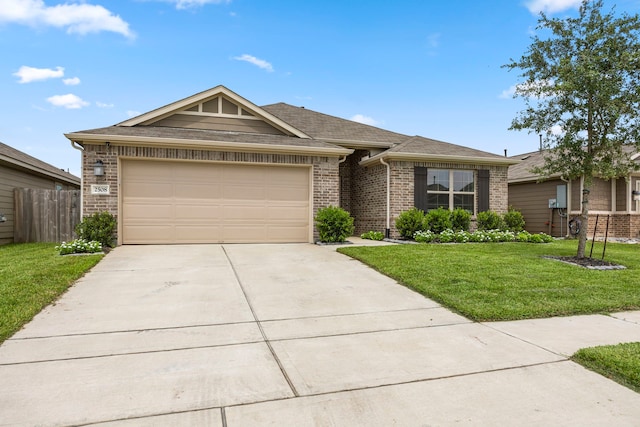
[572,342,640,393]
[0,243,103,344]
[338,240,640,321]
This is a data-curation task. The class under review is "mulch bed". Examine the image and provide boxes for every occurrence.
[544,256,626,270]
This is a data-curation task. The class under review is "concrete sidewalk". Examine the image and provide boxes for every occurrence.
[0,242,639,426]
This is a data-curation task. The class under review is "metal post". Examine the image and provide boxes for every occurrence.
[602,215,610,260]
[589,214,599,258]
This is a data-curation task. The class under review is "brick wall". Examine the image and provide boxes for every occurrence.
[584,213,640,238]
[343,151,386,235]
[389,161,510,238]
[81,144,340,242]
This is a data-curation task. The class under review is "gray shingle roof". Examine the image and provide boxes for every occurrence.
[386,135,509,160]
[69,125,345,150]
[262,103,409,145]
[509,146,640,182]
[0,141,80,185]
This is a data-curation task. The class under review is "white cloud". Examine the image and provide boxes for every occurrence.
[46,93,89,109]
[96,101,114,108]
[233,54,274,72]
[525,0,582,15]
[427,33,440,49]
[14,65,64,83]
[172,0,231,9]
[127,110,141,118]
[63,77,81,86]
[0,0,135,39]
[350,114,381,126]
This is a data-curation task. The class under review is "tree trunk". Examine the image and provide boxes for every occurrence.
[577,187,590,259]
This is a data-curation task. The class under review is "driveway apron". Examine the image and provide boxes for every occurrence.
[1,243,640,426]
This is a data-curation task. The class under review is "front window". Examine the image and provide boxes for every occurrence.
[426,169,474,212]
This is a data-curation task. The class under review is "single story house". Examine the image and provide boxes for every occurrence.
[508,149,640,238]
[0,142,81,245]
[65,85,516,245]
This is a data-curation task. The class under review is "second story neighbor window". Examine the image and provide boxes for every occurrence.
[426,169,474,212]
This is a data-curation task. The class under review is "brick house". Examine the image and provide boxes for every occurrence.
[508,149,640,238]
[65,85,515,245]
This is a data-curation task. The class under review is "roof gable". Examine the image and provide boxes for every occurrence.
[117,86,311,139]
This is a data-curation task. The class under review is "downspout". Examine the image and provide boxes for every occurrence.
[379,157,391,239]
[70,141,84,218]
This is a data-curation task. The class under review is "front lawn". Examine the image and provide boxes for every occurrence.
[0,243,103,344]
[573,342,640,393]
[338,240,640,321]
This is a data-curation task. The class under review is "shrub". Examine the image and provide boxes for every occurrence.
[395,207,425,239]
[503,207,525,232]
[315,206,354,243]
[56,239,103,255]
[476,210,505,231]
[361,230,384,241]
[424,207,452,234]
[451,208,471,232]
[75,211,117,248]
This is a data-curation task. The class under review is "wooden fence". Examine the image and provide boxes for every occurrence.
[14,188,81,243]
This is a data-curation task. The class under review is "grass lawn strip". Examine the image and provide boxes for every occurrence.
[338,240,640,321]
[0,243,103,344]
[572,342,640,393]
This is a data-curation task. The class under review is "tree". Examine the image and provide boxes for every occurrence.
[504,0,640,258]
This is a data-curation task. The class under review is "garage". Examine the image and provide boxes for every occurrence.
[121,159,311,244]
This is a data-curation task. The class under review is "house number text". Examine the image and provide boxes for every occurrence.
[91,184,110,195]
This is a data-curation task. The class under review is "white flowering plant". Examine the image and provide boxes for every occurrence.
[56,239,103,255]
[413,229,553,244]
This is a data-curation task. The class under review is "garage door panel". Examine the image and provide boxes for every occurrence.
[174,204,222,219]
[122,160,311,244]
[124,202,173,220]
[174,183,223,199]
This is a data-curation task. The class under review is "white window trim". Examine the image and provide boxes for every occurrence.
[427,169,475,212]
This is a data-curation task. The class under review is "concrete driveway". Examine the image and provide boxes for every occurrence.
[1,242,640,426]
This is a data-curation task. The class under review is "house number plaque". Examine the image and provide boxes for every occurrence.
[91,184,110,195]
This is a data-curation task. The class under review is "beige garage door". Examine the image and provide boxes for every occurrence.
[121,159,311,244]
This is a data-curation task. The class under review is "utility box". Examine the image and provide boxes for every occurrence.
[548,199,557,208]
[556,184,567,208]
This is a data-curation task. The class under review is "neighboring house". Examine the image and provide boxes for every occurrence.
[65,85,516,245]
[0,142,81,245]
[508,149,640,238]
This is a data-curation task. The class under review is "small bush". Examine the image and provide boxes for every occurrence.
[476,210,505,231]
[315,206,355,243]
[424,207,452,234]
[395,207,425,239]
[503,207,525,232]
[361,231,384,241]
[56,239,103,255]
[451,208,471,232]
[414,230,436,243]
[75,211,117,248]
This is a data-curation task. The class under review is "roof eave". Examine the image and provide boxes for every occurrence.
[322,138,395,149]
[0,154,80,185]
[359,152,520,167]
[65,133,353,157]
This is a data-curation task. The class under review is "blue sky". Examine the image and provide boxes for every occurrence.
[2,0,638,176]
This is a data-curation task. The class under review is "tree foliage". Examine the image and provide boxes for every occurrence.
[504,0,640,257]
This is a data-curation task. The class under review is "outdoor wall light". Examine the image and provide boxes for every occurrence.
[93,160,105,176]
[633,190,640,201]
[0,213,6,223]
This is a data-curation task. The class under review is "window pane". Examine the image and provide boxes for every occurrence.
[427,193,450,211]
[221,97,238,114]
[202,98,218,113]
[427,169,449,191]
[454,194,474,212]
[453,170,474,192]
